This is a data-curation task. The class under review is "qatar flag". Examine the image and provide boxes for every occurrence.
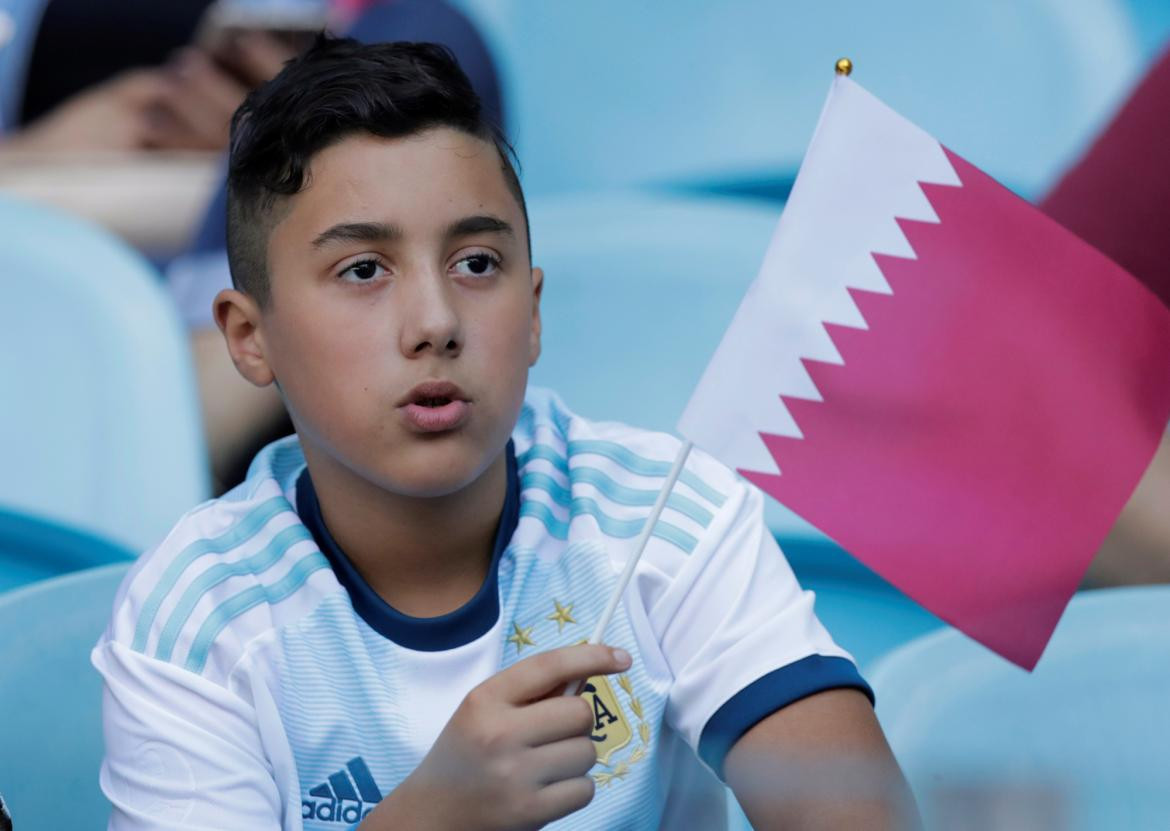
[678,75,1170,670]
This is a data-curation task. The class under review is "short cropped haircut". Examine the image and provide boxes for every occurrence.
[226,35,526,306]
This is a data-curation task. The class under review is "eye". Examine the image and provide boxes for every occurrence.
[338,258,387,283]
[451,251,501,279]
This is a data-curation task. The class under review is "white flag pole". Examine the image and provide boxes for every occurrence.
[565,439,693,696]
[588,439,693,645]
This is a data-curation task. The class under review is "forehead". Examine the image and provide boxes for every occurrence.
[272,128,524,245]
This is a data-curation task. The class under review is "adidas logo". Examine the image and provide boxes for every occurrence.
[301,757,383,824]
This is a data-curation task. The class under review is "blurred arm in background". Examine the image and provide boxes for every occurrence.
[1087,429,1170,586]
[1,25,291,156]
[0,68,170,154]
[1040,43,1170,587]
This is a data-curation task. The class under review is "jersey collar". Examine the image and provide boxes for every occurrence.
[295,441,520,651]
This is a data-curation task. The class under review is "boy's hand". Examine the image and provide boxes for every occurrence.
[362,643,631,831]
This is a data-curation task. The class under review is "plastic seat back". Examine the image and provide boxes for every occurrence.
[869,587,1170,829]
[0,562,129,829]
[0,505,133,592]
[527,190,779,434]
[0,196,209,553]
[455,0,1140,198]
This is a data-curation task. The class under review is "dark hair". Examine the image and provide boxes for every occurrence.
[226,35,526,305]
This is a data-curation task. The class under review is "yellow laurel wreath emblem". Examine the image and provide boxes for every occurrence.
[593,674,652,787]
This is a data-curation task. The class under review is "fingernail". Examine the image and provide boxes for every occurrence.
[612,648,631,667]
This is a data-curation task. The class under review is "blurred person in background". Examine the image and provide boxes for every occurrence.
[7,0,281,153]
[1,0,504,493]
[0,0,292,156]
[1040,43,1170,588]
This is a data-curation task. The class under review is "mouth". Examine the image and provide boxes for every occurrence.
[398,381,471,433]
[399,380,468,407]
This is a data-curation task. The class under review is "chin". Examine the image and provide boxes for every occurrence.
[389,471,480,499]
[375,437,501,499]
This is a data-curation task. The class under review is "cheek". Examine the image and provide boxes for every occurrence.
[468,302,533,397]
[267,308,388,420]
[480,297,535,364]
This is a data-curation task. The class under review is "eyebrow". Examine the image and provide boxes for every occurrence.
[445,215,515,241]
[310,215,515,250]
[311,221,402,249]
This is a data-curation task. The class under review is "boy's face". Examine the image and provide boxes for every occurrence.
[223,128,541,499]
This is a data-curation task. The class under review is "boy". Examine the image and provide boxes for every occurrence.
[94,37,915,830]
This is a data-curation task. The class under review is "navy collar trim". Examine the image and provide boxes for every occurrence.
[295,442,520,651]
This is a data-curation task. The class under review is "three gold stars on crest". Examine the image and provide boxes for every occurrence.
[507,599,577,653]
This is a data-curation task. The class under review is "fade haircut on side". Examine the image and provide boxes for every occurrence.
[226,35,527,306]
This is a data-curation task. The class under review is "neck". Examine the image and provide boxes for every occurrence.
[303,445,510,618]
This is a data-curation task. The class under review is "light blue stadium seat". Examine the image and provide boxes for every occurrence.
[781,537,943,671]
[869,587,1170,830]
[1124,0,1170,57]
[527,190,778,437]
[0,196,210,554]
[0,562,129,830]
[454,0,1140,199]
[0,0,50,128]
[0,505,133,592]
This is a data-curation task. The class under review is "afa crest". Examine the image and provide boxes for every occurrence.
[581,674,632,764]
[580,673,652,785]
[521,601,652,786]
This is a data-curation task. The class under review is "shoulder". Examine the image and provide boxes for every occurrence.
[99,436,340,686]
[513,388,754,562]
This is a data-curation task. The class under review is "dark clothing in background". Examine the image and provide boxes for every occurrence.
[1041,44,1170,309]
[19,0,215,124]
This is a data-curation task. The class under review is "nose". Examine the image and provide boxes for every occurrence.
[399,268,463,359]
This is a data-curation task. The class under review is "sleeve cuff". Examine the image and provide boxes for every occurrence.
[697,654,874,779]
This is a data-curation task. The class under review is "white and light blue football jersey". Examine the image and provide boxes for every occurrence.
[93,388,869,830]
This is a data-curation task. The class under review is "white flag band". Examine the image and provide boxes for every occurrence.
[677,76,959,475]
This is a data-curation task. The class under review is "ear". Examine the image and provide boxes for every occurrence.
[528,266,544,367]
[213,289,276,387]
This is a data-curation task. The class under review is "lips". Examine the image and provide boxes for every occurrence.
[398,381,471,433]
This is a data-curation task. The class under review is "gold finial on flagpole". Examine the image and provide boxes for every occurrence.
[835,57,853,76]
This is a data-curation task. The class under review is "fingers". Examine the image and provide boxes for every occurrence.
[181,50,249,117]
[490,644,632,705]
[105,68,172,109]
[528,777,596,825]
[514,694,596,746]
[228,32,297,86]
[157,49,249,149]
[526,736,599,786]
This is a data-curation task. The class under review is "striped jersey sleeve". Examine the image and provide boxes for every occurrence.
[92,438,339,830]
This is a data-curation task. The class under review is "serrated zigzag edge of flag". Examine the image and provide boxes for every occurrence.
[677,75,962,477]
